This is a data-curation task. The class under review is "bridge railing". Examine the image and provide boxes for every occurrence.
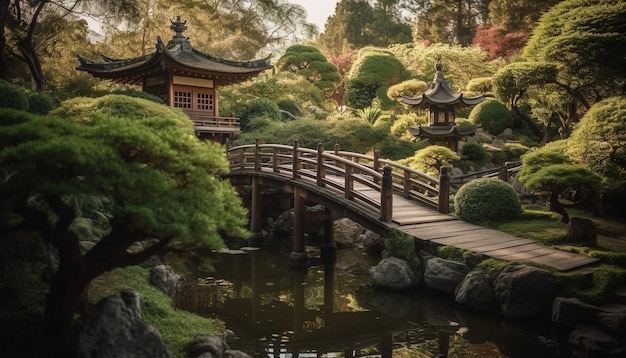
[227,140,451,221]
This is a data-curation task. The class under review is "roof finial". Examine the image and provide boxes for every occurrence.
[170,16,187,40]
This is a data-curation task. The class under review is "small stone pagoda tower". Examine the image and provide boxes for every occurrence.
[402,55,484,151]
[77,17,273,143]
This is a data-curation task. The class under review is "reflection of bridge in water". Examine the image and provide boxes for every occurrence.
[175,247,564,357]
[225,141,598,271]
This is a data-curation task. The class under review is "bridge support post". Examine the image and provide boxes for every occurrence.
[320,208,336,262]
[249,176,264,247]
[290,187,308,267]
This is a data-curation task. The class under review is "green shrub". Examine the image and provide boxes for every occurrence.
[380,139,426,160]
[28,92,55,114]
[387,230,415,260]
[461,142,491,166]
[0,80,29,111]
[112,89,165,104]
[502,142,530,161]
[50,95,193,131]
[454,177,522,224]
[469,99,514,135]
[277,98,302,117]
[240,98,281,131]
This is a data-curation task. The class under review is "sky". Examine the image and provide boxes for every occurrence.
[289,0,339,30]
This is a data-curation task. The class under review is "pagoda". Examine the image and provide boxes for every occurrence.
[77,17,273,143]
[402,55,484,151]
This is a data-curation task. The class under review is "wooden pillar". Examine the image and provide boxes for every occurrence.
[438,166,451,214]
[320,208,336,262]
[380,166,393,222]
[290,187,308,267]
[249,176,263,247]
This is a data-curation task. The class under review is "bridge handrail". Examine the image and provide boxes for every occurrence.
[226,141,452,221]
[227,141,393,220]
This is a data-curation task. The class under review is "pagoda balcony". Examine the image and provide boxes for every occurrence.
[188,113,241,134]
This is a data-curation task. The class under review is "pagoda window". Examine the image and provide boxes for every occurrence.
[196,92,214,111]
[174,90,192,109]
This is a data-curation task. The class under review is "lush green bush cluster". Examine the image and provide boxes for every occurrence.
[112,89,165,104]
[461,142,491,166]
[50,94,193,130]
[379,138,426,161]
[239,97,282,131]
[0,80,54,114]
[454,177,521,224]
[469,98,514,135]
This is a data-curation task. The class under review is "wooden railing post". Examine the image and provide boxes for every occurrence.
[373,150,381,184]
[272,147,279,173]
[317,143,325,187]
[344,165,353,200]
[438,166,451,214]
[380,166,393,222]
[334,143,341,169]
[254,139,261,171]
[403,171,410,198]
[292,140,300,179]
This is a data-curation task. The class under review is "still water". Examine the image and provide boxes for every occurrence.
[175,241,570,357]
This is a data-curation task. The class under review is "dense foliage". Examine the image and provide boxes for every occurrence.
[454,177,522,224]
[0,96,248,334]
[468,98,515,135]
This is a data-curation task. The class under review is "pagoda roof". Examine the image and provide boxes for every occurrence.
[402,56,484,107]
[77,17,273,86]
[408,124,477,138]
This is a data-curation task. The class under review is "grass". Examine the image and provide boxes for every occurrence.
[89,265,223,357]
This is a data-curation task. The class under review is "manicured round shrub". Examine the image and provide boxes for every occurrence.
[454,177,521,224]
[0,80,28,111]
[468,98,514,135]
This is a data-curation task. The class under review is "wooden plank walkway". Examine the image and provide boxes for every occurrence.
[358,182,600,271]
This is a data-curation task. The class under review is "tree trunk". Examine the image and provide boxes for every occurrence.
[17,37,46,92]
[44,262,90,338]
[546,191,569,223]
[511,91,543,140]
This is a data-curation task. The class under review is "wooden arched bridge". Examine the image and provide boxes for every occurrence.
[225,140,598,271]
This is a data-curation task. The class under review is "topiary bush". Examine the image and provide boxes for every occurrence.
[469,98,514,135]
[454,177,522,224]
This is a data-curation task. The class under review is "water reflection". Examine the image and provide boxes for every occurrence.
[175,244,567,357]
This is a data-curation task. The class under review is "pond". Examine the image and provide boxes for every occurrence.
[174,240,571,357]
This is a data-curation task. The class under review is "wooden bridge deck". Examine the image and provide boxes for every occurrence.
[327,176,599,272]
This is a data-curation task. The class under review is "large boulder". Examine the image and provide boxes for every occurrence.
[423,257,470,295]
[369,257,420,290]
[358,229,385,255]
[150,264,182,297]
[494,264,557,319]
[334,218,363,248]
[454,271,496,312]
[75,290,172,357]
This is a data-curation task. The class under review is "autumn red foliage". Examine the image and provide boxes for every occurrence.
[472,25,528,60]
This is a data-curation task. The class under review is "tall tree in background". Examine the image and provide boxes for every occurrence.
[412,0,491,45]
[489,0,561,33]
[318,0,374,56]
[494,0,626,140]
[1,0,140,92]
